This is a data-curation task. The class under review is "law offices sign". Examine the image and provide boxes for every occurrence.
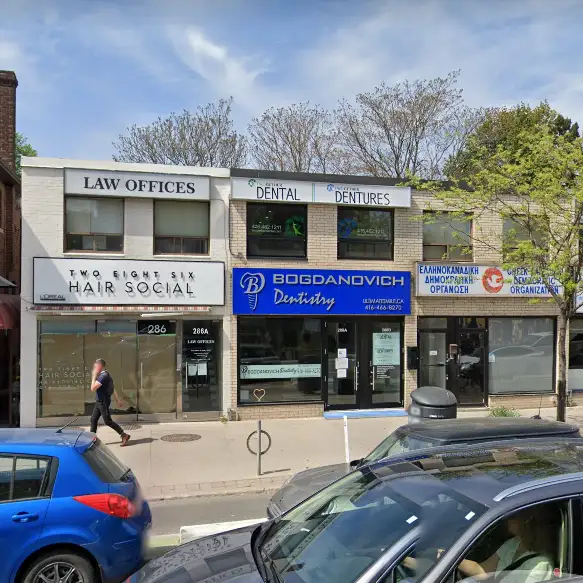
[416,263,562,297]
[231,177,411,208]
[33,257,225,306]
[232,267,411,315]
[65,168,210,200]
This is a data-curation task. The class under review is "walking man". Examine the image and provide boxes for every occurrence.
[90,358,130,446]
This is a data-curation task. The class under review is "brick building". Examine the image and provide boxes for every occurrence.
[19,159,566,427]
[0,70,22,426]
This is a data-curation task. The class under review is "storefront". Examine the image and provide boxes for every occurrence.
[416,263,559,406]
[30,257,225,425]
[232,267,411,410]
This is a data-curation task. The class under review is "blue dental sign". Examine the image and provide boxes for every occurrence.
[232,268,411,315]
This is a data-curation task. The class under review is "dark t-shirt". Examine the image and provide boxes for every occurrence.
[95,371,112,402]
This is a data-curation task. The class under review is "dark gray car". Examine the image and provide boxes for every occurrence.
[267,416,580,518]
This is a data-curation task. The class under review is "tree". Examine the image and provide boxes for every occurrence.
[113,98,247,167]
[410,103,583,422]
[248,103,346,173]
[15,132,37,176]
[335,71,486,179]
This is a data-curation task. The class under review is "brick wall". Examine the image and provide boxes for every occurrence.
[229,191,559,418]
[0,71,17,170]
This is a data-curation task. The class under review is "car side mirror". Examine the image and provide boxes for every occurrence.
[349,458,363,469]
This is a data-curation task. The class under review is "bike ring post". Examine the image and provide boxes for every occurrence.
[246,420,272,477]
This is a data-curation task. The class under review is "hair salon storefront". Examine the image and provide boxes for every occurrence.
[415,263,559,408]
[232,267,411,412]
[29,257,225,426]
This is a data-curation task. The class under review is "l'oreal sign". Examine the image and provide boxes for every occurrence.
[232,267,411,315]
[65,168,210,200]
[231,177,411,208]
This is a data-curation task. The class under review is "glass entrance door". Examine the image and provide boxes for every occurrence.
[326,321,358,408]
[456,329,486,405]
[419,331,447,388]
[369,322,402,406]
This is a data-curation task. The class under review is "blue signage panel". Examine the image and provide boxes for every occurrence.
[233,268,411,315]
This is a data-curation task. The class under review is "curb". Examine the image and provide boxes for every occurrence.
[144,475,288,501]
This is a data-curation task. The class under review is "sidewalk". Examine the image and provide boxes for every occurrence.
[94,406,583,500]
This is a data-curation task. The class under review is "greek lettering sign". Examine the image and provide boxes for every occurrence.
[65,168,210,200]
[231,177,412,208]
[33,258,225,305]
[416,263,562,297]
[233,267,411,315]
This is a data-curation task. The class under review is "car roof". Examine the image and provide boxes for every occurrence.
[366,440,583,508]
[398,417,579,443]
[0,428,91,448]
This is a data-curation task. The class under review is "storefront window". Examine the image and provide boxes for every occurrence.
[423,212,472,261]
[154,200,210,255]
[247,203,307,258]
[337,208,393,260]
[65,197,124,252]
[488,318,554,394]
[568,319,583,392]
[181,320,221,413]
[238,317,322,403]
[38,319,177,418]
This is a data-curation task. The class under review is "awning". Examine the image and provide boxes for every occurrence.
[0,295,19,330]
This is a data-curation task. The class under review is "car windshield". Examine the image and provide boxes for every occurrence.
[260,465,486,583]
[363,432,432,464]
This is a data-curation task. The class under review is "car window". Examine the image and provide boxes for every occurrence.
[259,468,486,583]
[0,455,50,502]
[363,433,433,464]
[82,437,130,483]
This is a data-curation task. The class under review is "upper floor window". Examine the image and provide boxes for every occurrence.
[154,200,210,255]
[423,212,472,261]
[503,217,543,256]
[337,208,394,260]
[65,197,123,252]
[247,203,307,258]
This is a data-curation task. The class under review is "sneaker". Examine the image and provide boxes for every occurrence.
[121,433,131,446]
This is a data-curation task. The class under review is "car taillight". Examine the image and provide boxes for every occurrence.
[74,494,135,519]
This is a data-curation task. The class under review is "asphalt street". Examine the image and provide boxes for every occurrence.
[149,492,271,535]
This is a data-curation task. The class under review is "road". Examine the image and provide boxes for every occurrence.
[150,492,271,536]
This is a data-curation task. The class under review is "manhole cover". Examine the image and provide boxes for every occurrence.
[161,434,201,443]
[121,423,142,431]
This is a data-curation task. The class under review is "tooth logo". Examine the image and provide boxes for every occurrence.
[240,272,266,311]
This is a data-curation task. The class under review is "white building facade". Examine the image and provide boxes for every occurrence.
[20,158,230,427]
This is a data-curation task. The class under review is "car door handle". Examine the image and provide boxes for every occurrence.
[12,512,39,523]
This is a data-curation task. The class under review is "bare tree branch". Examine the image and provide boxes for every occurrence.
[112,98,247,167]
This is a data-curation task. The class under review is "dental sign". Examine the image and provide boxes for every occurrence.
[416,263,562,297]
[231,177,411,208]
[65,168,210,200]
[233,267,411,315]
[33,258,225,306]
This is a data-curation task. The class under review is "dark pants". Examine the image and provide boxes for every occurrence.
[90,399,124,436]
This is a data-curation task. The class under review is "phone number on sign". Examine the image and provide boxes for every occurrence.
[363,299,405,312]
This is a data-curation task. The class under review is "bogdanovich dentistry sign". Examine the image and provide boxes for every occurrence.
[65,168,210,200]
[33,258,225,306]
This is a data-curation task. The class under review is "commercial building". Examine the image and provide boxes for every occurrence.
[20,161,569,426]
[20,159,228,428]
[0,71,22,426]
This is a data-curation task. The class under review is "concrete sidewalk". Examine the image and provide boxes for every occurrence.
[94,406,583,500]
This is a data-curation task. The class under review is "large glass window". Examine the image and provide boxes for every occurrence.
[247,203,307,258]
[154,200,209,255]
[423,212,472,261]
[568,319,583,392]
[238,318,322,403]
[488,318,555,394]
[337,208,393,260]
[65,197,123,252]
[503,217,544,257]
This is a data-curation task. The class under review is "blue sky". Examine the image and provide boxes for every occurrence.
[1,0,583,161]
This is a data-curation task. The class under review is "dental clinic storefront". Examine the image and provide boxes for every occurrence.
[232,267,411,413]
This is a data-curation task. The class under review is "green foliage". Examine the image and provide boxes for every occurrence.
[15,132,37,176]
[488,406,520,418]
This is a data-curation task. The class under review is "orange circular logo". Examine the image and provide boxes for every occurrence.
[482,267,504,293]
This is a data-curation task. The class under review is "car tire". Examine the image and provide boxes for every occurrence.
[21,551,97,583]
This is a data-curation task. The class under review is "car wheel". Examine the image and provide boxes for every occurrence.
[22,552,96,583]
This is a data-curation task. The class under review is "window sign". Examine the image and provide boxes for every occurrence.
[416,263,562,297]
[137,320,176,335]
[373,331,400,366]
[233,268,411,315]
[240,363,321,379]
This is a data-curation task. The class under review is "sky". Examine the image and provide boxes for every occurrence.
[1,0,583,162]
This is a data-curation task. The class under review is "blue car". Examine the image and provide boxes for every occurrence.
[0,428,151,583]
